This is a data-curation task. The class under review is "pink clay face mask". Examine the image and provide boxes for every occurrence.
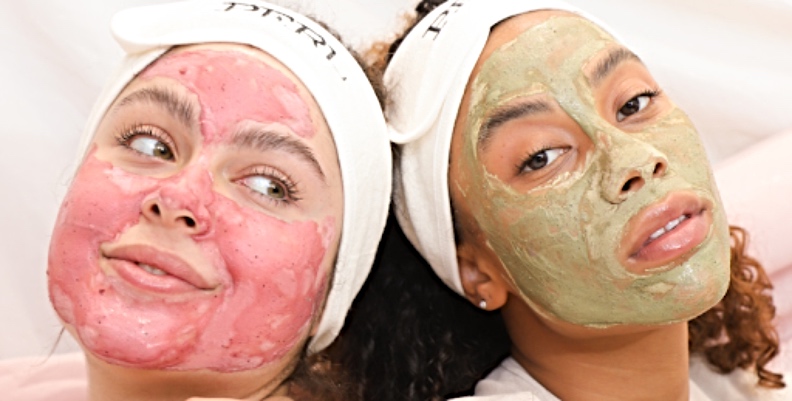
[48,46,343,372]
[454,14,730,326]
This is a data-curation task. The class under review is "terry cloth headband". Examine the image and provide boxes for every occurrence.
[385,0,618,295]
[79,0,391,354]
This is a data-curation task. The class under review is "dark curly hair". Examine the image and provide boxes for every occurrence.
[269,13,389,401]
[335,213,510,401]
[337,1,785,400]
[287,350,357,401]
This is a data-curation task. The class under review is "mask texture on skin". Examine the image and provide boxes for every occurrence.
[457,16,730,326]
[48,49,335,372]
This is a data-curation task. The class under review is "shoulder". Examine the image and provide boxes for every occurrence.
[690,352,792,401]
[465,357,559,400]
[0,352,87,401]
[452,395,545,401]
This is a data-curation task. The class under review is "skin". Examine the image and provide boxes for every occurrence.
[450,11,731,400]
[47,43,343,400]
[451,12,730,326]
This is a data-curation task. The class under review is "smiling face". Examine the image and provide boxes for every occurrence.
[450,11,730,326]
[47,44,343,373]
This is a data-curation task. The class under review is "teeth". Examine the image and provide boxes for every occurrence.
[647,215,688,242]
[138,263,167,276]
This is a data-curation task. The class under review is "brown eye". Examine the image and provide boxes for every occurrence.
[128,136,175,161]
[520,148,568,173]
[616,93,654,122]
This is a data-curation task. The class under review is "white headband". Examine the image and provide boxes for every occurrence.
[80,0,391,354]
[385,0,615,295]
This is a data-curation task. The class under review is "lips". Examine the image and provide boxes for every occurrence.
[620,191,713,274]
[102,244,217,294]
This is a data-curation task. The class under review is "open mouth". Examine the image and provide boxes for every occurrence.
[645,213,690,245]
[636,206,707,253]
[621,192,712,274]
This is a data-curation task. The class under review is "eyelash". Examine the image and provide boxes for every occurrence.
[633,89,661,103]
[115,124,176,157]
[616,88,662,122]
[515,145,569,175]
[241,166,301,205]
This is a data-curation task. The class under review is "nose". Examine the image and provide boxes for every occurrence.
[600,131,668,204]
[142,197,206,234]
[140,169,213,235]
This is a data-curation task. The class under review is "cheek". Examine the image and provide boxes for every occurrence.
[461,146,612,311]
[48,154,156,324]
[462,134,591,268]
[482,184,593,285]
[189,196,333,369]
[54,153,155,239]
[645,114,714,186]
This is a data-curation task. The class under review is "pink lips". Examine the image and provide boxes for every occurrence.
[102,244,217,294]
[620,192,713,274]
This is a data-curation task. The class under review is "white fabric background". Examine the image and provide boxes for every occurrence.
[1,0,790,359]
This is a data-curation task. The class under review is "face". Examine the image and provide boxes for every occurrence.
[450,11,730,326]
[48,44,343,373]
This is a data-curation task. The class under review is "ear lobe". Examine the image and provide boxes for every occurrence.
[457,241,509,311]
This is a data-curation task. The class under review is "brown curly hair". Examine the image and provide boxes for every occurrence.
[689,226,784,388]
[338,1,786,400]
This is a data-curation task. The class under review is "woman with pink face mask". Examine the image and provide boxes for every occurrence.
[337,0,788,400]
[2,1,391,400]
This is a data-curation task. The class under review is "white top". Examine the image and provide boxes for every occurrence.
[453,356,791,401]
[2,347,790,401]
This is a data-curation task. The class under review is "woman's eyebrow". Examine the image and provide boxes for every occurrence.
[114,87,197,127]
[590,47,642,87]
[478,99,552,151]
[232,128,325,180]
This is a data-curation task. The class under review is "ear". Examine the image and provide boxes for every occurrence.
[456,241,510,311]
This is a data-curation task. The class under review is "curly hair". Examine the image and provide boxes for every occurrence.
[287,350,357,401]
[338,1,785,400]
[336,214,510,401]
[689,226,784,388]
[340,220,785,401]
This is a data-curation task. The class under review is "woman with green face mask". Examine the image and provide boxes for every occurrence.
[337,1,787,400]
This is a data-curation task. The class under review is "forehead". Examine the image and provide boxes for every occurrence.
[125,43,330,142]
[460,11,621,130]
[154,43,304,88]
[479,10,615,63]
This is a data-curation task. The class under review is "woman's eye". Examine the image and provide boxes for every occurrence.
[520,147,567,173]
[241,175,289,201]
[127,136,175,161]
[616,93,654,122]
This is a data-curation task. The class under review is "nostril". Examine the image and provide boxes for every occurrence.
[181,216,196,228]
[653,161,666,177]
[622,176,642,192]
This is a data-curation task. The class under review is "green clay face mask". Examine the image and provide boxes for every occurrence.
[454,14,730,326]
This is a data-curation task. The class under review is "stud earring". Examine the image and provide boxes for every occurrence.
[478,299,487,309]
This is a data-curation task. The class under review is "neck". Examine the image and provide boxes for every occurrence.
[85,352,292,401]
[503,297,690,401]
